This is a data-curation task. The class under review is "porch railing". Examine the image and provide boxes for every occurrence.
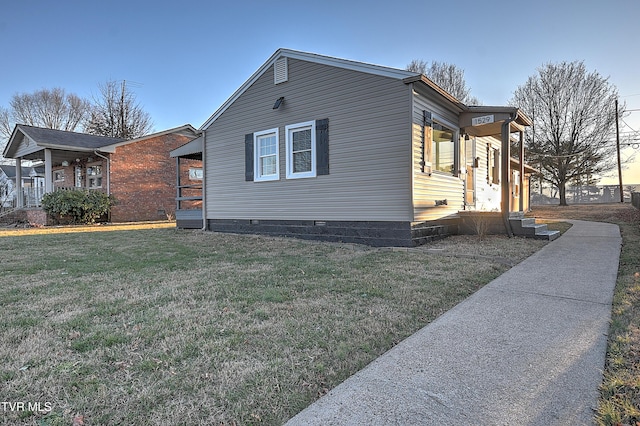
[15,186,102,208]
[22,187,45,208]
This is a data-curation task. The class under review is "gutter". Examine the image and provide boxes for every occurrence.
[200,130,207,231]
[93,150,110,195]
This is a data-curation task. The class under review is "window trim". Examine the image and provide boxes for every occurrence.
[254,128,279,182]
[286,121,316,179]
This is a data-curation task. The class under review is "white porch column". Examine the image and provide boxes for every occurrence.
[44,149,53,193]
[15,158,23,208]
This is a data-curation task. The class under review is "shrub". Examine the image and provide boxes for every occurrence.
[42,190,116,224]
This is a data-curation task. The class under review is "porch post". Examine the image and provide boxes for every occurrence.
[44,148,53,194]
[501,120,513,236]
[15,158,23,208]
[519,130,525,212]
[175,157,181,212]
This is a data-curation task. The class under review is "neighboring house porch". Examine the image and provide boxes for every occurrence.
[2,124,199,224]
[169,135,204,229]
[0,164,45,210]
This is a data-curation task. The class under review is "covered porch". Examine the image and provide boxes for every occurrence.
[459,107,535,236]
[169,135,204,229]
[2,125,122,209]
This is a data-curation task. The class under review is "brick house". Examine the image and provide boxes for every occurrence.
[2,124,201,223]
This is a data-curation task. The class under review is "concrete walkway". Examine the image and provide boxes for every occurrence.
[286,220,622,425]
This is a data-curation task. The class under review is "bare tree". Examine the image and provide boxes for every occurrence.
[0,88,91,145]
[510,61,620,206]
[85,80,153,139]
[407,60,480,105]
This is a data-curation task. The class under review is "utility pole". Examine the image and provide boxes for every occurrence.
[121,80,126,139]
[615,99,624,202]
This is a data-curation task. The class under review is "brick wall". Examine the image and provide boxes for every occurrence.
[109,133,198,222]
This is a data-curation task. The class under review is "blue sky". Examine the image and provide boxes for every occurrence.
[1,0,638,183]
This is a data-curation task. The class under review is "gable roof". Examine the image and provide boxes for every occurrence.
[3,124,198,160]
[200,48,424,130]
[3,125,125,159]
[18,125,124,149]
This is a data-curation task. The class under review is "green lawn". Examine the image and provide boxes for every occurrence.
[0,227,548,425]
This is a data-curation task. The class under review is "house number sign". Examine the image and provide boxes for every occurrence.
[471,115,495,126]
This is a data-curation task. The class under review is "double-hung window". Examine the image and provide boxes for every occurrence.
[87,165,103,188]
[432,122,456,174]
[254,128,279,181]
[286,121,316,179]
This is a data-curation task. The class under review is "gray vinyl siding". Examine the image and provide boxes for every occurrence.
[411,88,464,221]
[13,134,35,158]
[205,58,413,222]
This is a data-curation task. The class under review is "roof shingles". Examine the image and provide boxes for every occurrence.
[17,125,125,149]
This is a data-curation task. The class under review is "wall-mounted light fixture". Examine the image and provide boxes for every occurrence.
[273,96,284,109]
[61,160,69,167]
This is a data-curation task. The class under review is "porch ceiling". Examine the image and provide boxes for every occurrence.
[20,148,106,165]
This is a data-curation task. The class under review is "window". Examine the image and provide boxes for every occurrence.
[53,170,65,182]
[286,121,316,179]
[487,147,500,184]
[432,122,455,174]
[189,168,203,180]
[244,119,328,182]
[87,165,103,188]
[254,128,279,181]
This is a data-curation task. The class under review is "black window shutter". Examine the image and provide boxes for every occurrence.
[316,118,329,175]
[245,133,254,181]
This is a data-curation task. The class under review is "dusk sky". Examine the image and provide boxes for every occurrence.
[1,0,638,183]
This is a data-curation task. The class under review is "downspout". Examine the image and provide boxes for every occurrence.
[93,150,110,195]
[200,130,207,231]
[501,113,516,237]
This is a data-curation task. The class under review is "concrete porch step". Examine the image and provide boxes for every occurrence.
[510,217,561,241]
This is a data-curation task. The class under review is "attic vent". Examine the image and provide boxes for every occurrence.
[274,57,288,84]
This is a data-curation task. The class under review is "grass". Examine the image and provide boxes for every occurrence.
[528,203,640,425]
[0,224,549,425]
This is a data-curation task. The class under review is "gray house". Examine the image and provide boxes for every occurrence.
[192,49,544,246]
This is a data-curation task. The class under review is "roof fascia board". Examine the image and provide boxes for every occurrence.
[404,75,467,113]
[200,48,420,130]
[200,49,285,130]
[100,124,198,150]
[281,49,417,80]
